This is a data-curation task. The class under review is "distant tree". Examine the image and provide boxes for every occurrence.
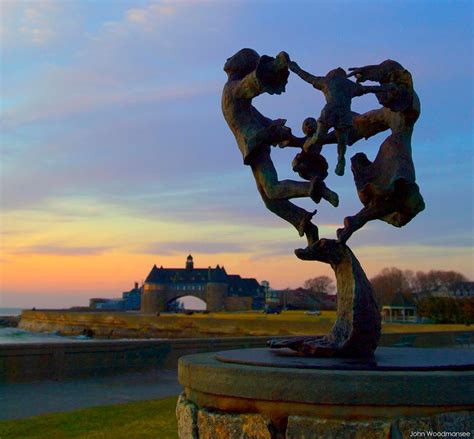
[290,288,321,310]
[370,266,471,319]
[293,276,336,311]
[303,276,335,294]
[370,267,415,305]
[414,270,468,292]
[416,297,470,323]
[462,299,474,324]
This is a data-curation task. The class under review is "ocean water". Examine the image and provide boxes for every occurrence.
[0,308,89,344]
[1,327,72,344]
[0,327,88,344]
[0,307,23,316]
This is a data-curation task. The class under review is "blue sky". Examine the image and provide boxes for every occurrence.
[1,0,473,307]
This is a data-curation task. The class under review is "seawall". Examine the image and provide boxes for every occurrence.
[1,332,472,383]
[0,337,268,382]
[3,309,473,383]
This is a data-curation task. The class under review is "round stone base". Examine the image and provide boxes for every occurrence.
[177,348,474,438]
[217,346,474,371]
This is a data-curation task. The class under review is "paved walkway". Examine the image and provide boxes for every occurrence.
[0,368,182,420]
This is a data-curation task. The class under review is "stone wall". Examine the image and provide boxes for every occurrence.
[0,336,269,382]
[223,296,252,311]
[177,394,473,439]
[206,282,227,312]
[141,283,166,313]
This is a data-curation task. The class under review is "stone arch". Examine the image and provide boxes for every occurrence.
[167,295,207,311]
[165,289,208,306]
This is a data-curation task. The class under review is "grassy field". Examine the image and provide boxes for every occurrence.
[165,310,471,334]
[0,398,178,439]
[20,309,472,339]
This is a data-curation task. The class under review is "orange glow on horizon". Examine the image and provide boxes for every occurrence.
[1,245,472,296]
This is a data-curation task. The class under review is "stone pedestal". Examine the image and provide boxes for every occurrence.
[177,348,474,438]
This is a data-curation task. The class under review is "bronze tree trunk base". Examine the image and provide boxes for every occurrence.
[268,239,381,357]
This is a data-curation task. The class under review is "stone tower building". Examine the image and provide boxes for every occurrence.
[141,255,263,313]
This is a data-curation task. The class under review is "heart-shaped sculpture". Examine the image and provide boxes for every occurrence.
[222,51,424,357]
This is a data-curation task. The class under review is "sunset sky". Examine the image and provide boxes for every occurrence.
[1,0,473,308]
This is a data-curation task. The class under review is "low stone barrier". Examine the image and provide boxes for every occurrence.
[0,324,474,382]
[1,331,472,382]
[0,337,268,382]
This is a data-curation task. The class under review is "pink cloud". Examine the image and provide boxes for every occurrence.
[0,1,74,46]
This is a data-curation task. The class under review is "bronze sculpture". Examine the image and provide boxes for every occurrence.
[287,117,339,208]
[222,51,425,357]
[289,62,388,176]
[336,61,425,243]
[222,49,320,247]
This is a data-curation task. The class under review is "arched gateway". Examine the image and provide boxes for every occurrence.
[141,255,263,313]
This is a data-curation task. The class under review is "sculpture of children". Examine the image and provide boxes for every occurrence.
[336,61,425,243]
[289,62,387,176]
[222,49,321,247]
[286,117,339,208]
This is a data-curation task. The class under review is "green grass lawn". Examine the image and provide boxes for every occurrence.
[0,397,178,439]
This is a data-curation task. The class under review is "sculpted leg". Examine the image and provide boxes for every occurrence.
[336,215,365,244]
[337,204,393,244]
[314,122,329,147]
[258,193,319,247]
[322,184,339,207]
[335,128,349,176]
[252,158,319,246]
[251,152,311,200]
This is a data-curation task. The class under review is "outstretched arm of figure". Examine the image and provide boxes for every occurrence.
[277,134,305,149]
[321,109,390,146]
[347,65,382,83]
[356,83,395,97]
[348,60,404,84]
[289,62,324,90]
